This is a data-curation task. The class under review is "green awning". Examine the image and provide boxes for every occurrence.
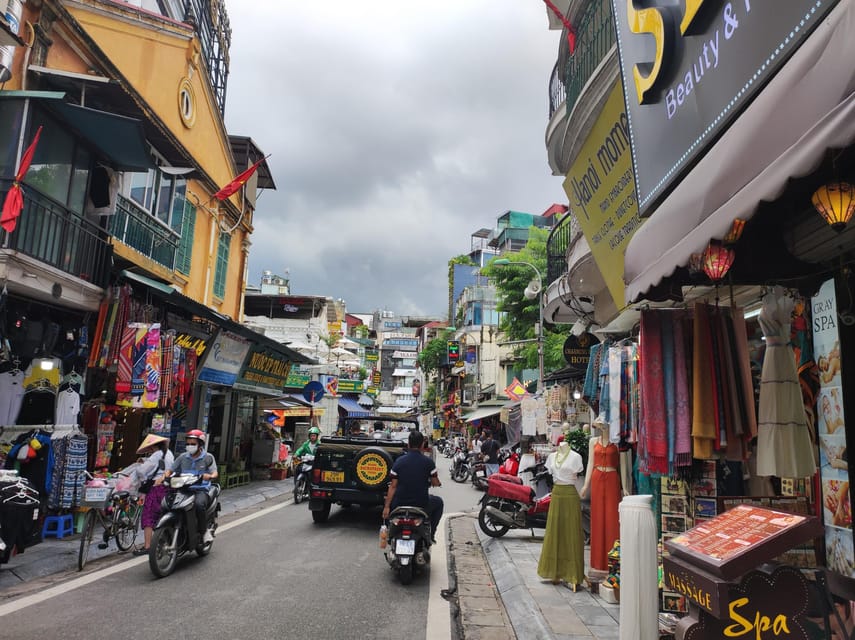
[0,90,154,172]
[45,101,153,172]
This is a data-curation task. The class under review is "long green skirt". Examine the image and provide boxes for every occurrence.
[537,483,585,585]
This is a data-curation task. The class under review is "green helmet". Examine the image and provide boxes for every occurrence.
[308,427,321,436]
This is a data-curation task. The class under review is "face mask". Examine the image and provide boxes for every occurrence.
[186,444,199,455]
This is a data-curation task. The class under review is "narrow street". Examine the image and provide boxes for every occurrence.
[0,450,481,640]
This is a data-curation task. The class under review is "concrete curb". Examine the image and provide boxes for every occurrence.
[477,527,554,640]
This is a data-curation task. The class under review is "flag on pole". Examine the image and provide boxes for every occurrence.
[213,156,267,200]
[1,126,43,233]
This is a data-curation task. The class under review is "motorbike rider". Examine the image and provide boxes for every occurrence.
[294,426,321,458]
[158,429,218,544]
[382,430,443,542]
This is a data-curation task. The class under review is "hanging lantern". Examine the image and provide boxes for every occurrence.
[812,182,855,232]
[723,218,746,246]
[702,240,735,282]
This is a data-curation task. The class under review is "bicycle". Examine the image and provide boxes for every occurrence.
[78,471,144,571]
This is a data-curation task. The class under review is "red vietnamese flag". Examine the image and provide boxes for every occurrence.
[213,156,267,200]
[1,126,43,233]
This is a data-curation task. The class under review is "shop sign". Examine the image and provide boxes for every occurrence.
[233,345,293,395]
[366,385,379,396]
[322,374,338,397]
[562,333,596,377]
[337,379,364,393]
[383,338,418,348]
[811,278,854,574]
[563,81,640,308]
[372,371,381,384]
[284,364,312,389]
[196,330,250,387]
[610,0,839,215]
[663,555,730,616]
[383,320,402,329]
[392,350,417,359]
[174,332,208,357]
[679,565,811,640]
[365,351,379,362]
[327,321,342,336]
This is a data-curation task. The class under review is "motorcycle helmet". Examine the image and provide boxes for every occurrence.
[308,427,321,436]
[186,429,207,446]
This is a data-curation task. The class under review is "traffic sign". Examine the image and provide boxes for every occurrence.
[302,380,325,403]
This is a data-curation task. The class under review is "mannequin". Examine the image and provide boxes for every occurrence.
[580,415,622,573]
[537,437,585,589]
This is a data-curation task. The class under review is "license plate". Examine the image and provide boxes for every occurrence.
[322,470,344,483]
[395,539,415,555]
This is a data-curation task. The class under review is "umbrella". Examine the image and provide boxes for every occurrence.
[1,126,43,234]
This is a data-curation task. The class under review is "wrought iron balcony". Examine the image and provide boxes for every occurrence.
[0,182,112,289]
[549,60,566,120]
[546,213,580,286]
[109,194,178,270]
[563,0,615,112]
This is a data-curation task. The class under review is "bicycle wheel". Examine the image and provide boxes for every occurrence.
[114,505,138,551]
[77,510,97,571]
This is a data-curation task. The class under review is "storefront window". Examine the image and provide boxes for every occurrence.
[24,111,74,206]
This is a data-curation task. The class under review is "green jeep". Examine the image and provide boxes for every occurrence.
[307,416,422,523]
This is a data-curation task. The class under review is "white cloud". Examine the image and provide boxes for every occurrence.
[225,1,566,316]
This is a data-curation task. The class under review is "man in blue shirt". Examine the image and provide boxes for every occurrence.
[382,430,443,542]
[160,429,218,544]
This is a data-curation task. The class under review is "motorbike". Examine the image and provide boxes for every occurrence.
[499,447,521,476]
[477,465,553,538]
[450,449,472,483]
[292,454,314,504]
[149,474,221,578]
[383,505,432,585]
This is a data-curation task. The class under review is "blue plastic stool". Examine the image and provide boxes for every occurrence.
[42,514,75,539]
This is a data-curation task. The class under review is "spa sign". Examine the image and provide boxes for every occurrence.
[611,0,839,214]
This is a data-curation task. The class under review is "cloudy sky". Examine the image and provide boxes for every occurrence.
[225,2,567,318]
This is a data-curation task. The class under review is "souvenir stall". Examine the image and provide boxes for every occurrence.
[84,283,205,475]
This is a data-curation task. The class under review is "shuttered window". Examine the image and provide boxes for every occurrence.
[213,230,230,299]
[175,201,196,275]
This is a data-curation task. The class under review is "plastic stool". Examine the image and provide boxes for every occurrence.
[42,514,75,539]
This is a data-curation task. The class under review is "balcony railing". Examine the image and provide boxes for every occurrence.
[546,213,579,286]
[548,60,566,120]
[109,195,178,270]
[0,182,112,289]
[563,0,615,113]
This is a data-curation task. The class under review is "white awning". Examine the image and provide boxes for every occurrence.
[392,369,416,377]
[463,406,503,423]
[624,0,855,302]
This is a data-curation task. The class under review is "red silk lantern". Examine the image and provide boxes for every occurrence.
[702,241,735,282]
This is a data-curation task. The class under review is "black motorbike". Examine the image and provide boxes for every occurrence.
[149,474,221,578]
[450,449,472,483]
[383,505,432,585]
[293,454,314,504]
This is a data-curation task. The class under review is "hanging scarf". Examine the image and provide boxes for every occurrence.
[731,308,757,439]
[640,310,668,474]
[608,346,622,444]
[583,342,601,411]
[661,312,677,471]
[673,311,693,467]
[692,304,717,459]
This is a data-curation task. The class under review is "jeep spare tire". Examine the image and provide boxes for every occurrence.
[352,447,394,489]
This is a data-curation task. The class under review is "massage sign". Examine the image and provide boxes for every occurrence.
[663,505,823,640]
[610,0,839,214]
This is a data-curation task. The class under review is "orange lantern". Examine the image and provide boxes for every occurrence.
[702,240,735,282]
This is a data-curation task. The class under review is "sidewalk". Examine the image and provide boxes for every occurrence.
[446,514,620,640]
[0,478,294,594]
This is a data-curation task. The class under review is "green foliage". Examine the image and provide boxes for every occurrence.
[447,255,475,322]
[418,329,456,375]
[481,227,571,373]
[565,428,590,471]
[357,367,367,380]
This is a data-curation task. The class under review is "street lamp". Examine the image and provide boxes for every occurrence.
[493,258,544,392]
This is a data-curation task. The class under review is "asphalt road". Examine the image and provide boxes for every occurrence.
[0,449,482,640]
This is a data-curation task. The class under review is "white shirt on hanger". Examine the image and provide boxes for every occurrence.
[55,387,81,426]
[0,369,25,425]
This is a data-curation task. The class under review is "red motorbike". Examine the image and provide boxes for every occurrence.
[477,464,552,538]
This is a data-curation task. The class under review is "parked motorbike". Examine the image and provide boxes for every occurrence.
[149,474,221,578]
[499,447,521,476]
[470,454,490,491]
[383,505,432,585]
[477,465,553,538]
[450,449,472,483]
[293,454,314,504]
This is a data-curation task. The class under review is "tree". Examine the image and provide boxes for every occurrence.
[418,329,456,376]
[481,227,570,374]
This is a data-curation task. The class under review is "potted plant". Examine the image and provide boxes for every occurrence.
[270,462,289,481]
